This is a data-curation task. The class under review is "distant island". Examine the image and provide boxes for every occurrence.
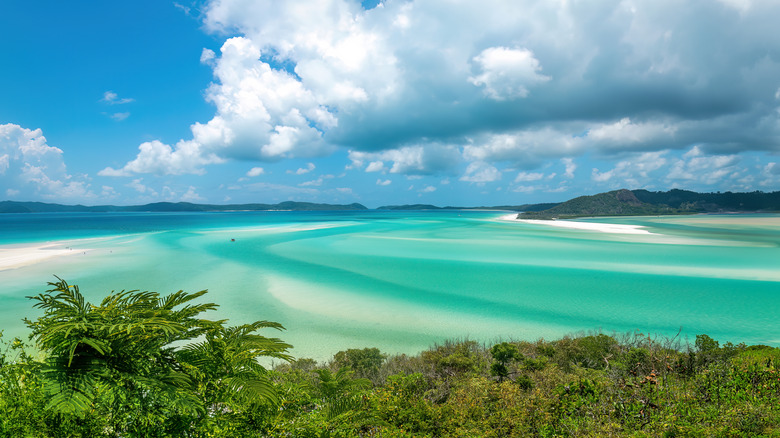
[377,203,559,211]
[4,189,780,216]
[518,188,780,220]
[0,200,368,213]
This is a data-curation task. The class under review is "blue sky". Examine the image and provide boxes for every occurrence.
[2,0,780,208]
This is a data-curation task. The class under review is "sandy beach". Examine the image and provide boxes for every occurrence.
[0,243,87,271]
[497,214,654,235]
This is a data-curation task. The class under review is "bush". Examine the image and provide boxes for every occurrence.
[421,340,488,378]
[332,348,386,384]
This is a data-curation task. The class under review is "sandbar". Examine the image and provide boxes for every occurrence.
[0,242,92,271]
[497,214,654,235]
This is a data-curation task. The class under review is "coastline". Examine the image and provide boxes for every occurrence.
[0,242,88,271]
[497,213,655,235]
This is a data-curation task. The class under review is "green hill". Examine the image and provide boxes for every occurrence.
[518,189,780,219]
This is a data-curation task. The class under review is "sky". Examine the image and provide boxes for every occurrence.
[1,0,780,208]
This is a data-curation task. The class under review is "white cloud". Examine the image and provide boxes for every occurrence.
[246,167,265,177]
[0,123,93,201]
[101,185,119,199]
[586,118,677,151]
[101,0,780,191]
[460,161,502,183]
[562,158,577,178]
[0,154,9,174]
[376,178,391,186]
[101,91,134,105]
[365,161,386,172]
[513,185,538,193]
[421,185,437,193]
[666,146,740,185]
[110,112,130,121]
[299,177,323,187]
[514,171,544,182]
[463,128,585,165]
[200,48,217,65]
[126,179,157,196]
[759,162,780,187]
[99,140,224,176]
[591,151,669,187]
[469,47,551,100]
[181,186,205,202]
[288,162,316,175]
[349,144,460,175]
[190,37,336,160]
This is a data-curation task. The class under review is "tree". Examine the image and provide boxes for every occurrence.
[332,347,386,383]
[490,342,523,382]
[25,277,291,435]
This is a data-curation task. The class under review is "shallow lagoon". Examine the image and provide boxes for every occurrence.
[1,211,778,359]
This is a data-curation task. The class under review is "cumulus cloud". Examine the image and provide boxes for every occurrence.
[365,161,386,172]
[349,144,460,175]
[126,178,157,196]
[469,47,551,100]
[105,0,780,193]
[591,151,669,187]
[514,171,544,182]
[181,186,205,202]
[299,177,324,187]
[246,166,265,177]
[376,179,392,186]
[460,161,501,183]
[99,140,224,176]
[562,158,577,178]
[0,123,93,201]
[666,146,740,185]
[288,162,316,175]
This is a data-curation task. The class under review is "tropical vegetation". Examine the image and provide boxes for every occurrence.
[2,279,780,437]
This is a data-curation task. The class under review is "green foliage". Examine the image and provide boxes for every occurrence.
[5,284,780,437]
[312,367,371,399]
[421,339,488,378]
[332,347,386,383]
[25,277,215,416]
[515,374,533,390]
[19,277,291,437]
[523,356,548,371]
[489,342,523,381]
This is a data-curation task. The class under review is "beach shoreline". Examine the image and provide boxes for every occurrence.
[497,213,654,235]
[0,243,88,271]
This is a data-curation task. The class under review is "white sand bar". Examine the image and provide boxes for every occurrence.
[497,214,654,235]
[0,243,84,271]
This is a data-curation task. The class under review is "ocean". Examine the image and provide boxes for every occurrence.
[1,210,779,359]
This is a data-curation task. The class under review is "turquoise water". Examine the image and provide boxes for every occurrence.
[1,211,779,359]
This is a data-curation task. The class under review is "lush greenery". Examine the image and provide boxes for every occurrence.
[519,188,780,219]
[3,280,780,437]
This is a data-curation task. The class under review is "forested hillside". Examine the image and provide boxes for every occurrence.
[519,189,780,219]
